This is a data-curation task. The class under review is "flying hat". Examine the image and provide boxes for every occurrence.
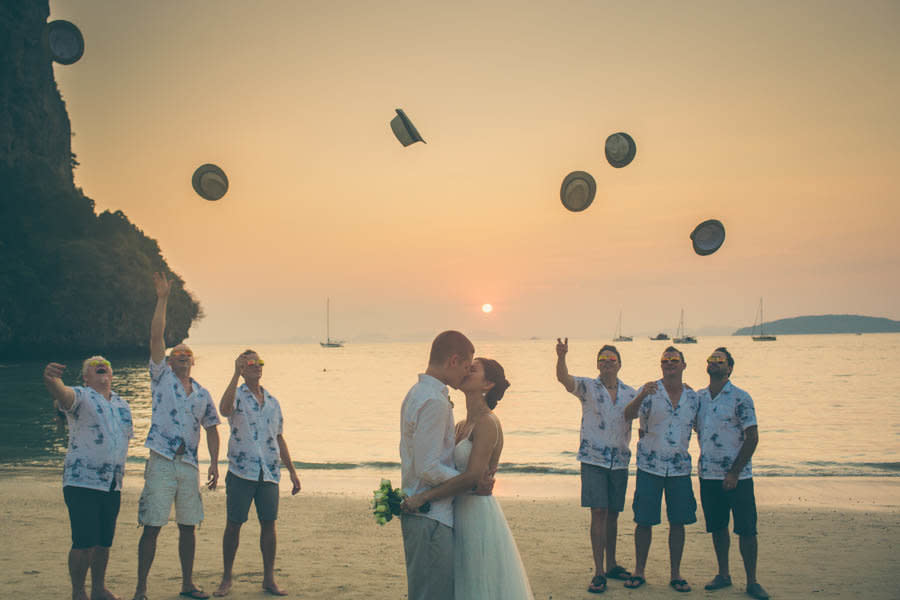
[43,20,84,65]
[560,171,596,212]
[191,164,229,201]
[605,132,636,168]
[690,219,726,255]
[390,109,426,146]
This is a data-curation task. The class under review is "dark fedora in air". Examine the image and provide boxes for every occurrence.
[43,20,84,65]
[191,164,229,201]
[560,171,596,212]
[390,109,426,146]
[605,132,636,168]
[690,219,726,255]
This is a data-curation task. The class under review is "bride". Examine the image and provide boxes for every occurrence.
[404,357,534,600]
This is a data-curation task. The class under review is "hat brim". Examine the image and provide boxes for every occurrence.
[690,219,726,255]
[391,109,426,146]
[191,164,229,201]
[605,132,636,168]
[43,20,85,65]
[560,171,597,212]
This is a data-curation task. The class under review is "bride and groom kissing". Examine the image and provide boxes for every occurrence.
[399,330,534,600]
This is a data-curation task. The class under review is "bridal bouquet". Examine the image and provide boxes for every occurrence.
[372,479,429,525]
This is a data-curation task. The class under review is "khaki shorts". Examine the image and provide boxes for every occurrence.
[138,451,204,527]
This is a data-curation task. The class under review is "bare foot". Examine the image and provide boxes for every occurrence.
[73,589,90,600]
[262,581,288,596]
[212,578,232,597]
[91,588,121,600]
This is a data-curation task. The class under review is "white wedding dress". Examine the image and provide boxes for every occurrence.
[453,438,535,600]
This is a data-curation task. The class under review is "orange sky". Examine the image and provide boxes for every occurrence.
[48,0,900,342]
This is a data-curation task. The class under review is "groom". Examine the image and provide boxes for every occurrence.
[399,330,474,600]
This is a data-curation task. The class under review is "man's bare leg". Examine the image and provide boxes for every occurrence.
[214,521,242,597]
[89,546,119,600]
[669,523,690,590]
[260,520,286,595]
[739,533,758,585]
[605,510,621,573]
[589,508,608,578]
[625,523,652,586]
[712,528,731,578]
[178,524,205,595]
[134,525,160,599]
[70,547,92,600]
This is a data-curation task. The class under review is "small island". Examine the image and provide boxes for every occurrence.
[733,314,900,336]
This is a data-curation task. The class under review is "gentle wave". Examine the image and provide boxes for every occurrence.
[9,457,899,477]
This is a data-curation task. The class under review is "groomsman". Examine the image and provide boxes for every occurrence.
[213,349,301,597]
[44,357,133,600]
[623,346,700,592]
[696,348,769,600]
[134,273,221,600]
[555,339,636,593]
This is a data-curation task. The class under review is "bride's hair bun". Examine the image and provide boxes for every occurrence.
[479,357,510,410]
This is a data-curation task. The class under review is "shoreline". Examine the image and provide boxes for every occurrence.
[0,469,898,599]
[2,464,898,509]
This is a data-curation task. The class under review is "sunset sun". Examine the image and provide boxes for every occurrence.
[481,303,493,313]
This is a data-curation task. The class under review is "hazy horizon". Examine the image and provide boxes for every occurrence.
[47,0,900,344]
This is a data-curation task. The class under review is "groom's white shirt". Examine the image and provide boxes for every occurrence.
[400,373,459,528]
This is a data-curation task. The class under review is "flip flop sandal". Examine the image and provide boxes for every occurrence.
[670,579,691,592]
[705,574,732,590]
[588,574,607,593]
[606,565,632,580]
[624,576,646,589]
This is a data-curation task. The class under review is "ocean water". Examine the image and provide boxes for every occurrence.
[2,335,899,493]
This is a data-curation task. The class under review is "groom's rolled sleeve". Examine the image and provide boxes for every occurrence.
[414,398,459,485]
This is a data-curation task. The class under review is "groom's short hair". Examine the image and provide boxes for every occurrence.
[428,330,474,366]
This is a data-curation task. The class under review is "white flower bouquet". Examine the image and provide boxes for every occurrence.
[372,478,429,525]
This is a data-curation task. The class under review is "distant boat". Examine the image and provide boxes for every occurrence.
[320,298,344,348]
[673,308,697,344]
[751,298,776,341]
[613,310,632,342]
[649,332,669,341]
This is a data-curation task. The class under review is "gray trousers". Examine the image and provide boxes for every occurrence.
[401,514,453,600]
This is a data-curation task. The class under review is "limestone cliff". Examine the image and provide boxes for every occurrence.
[0,0,201,359]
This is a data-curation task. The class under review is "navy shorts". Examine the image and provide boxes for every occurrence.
[63,485,121,549]
[226,471,279,523]
[700,478,758,535]
[581,463,628,512]
[632,469,696,526]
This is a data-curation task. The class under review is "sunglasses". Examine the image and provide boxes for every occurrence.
[597,355,619,362]
[88,359,111,368]
[245,359,265,366]
[171,350,193,357]
[707,357,728,364]
[660,357,682,364]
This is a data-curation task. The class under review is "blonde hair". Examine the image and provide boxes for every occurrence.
[81,355,110,378]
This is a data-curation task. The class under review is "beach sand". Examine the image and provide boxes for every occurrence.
[0,471,897,599]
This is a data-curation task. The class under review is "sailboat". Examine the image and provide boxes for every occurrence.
[751,298,776,341]
[613,311,632,342]
[673,308,697,344]
[319,298,344,348]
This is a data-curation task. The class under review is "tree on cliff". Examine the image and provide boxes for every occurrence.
[0,0,201,359]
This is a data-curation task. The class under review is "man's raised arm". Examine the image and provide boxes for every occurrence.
[43,362,76,411]
[150,272,171,364]
[556,337,575,393]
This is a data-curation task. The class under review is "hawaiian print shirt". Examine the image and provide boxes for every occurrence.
[146,359,220,468]
[571,377,637,470]
[226,384,285,484]
[62,386,133,492]
[636,380,700,477]
[696,381,758,480]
